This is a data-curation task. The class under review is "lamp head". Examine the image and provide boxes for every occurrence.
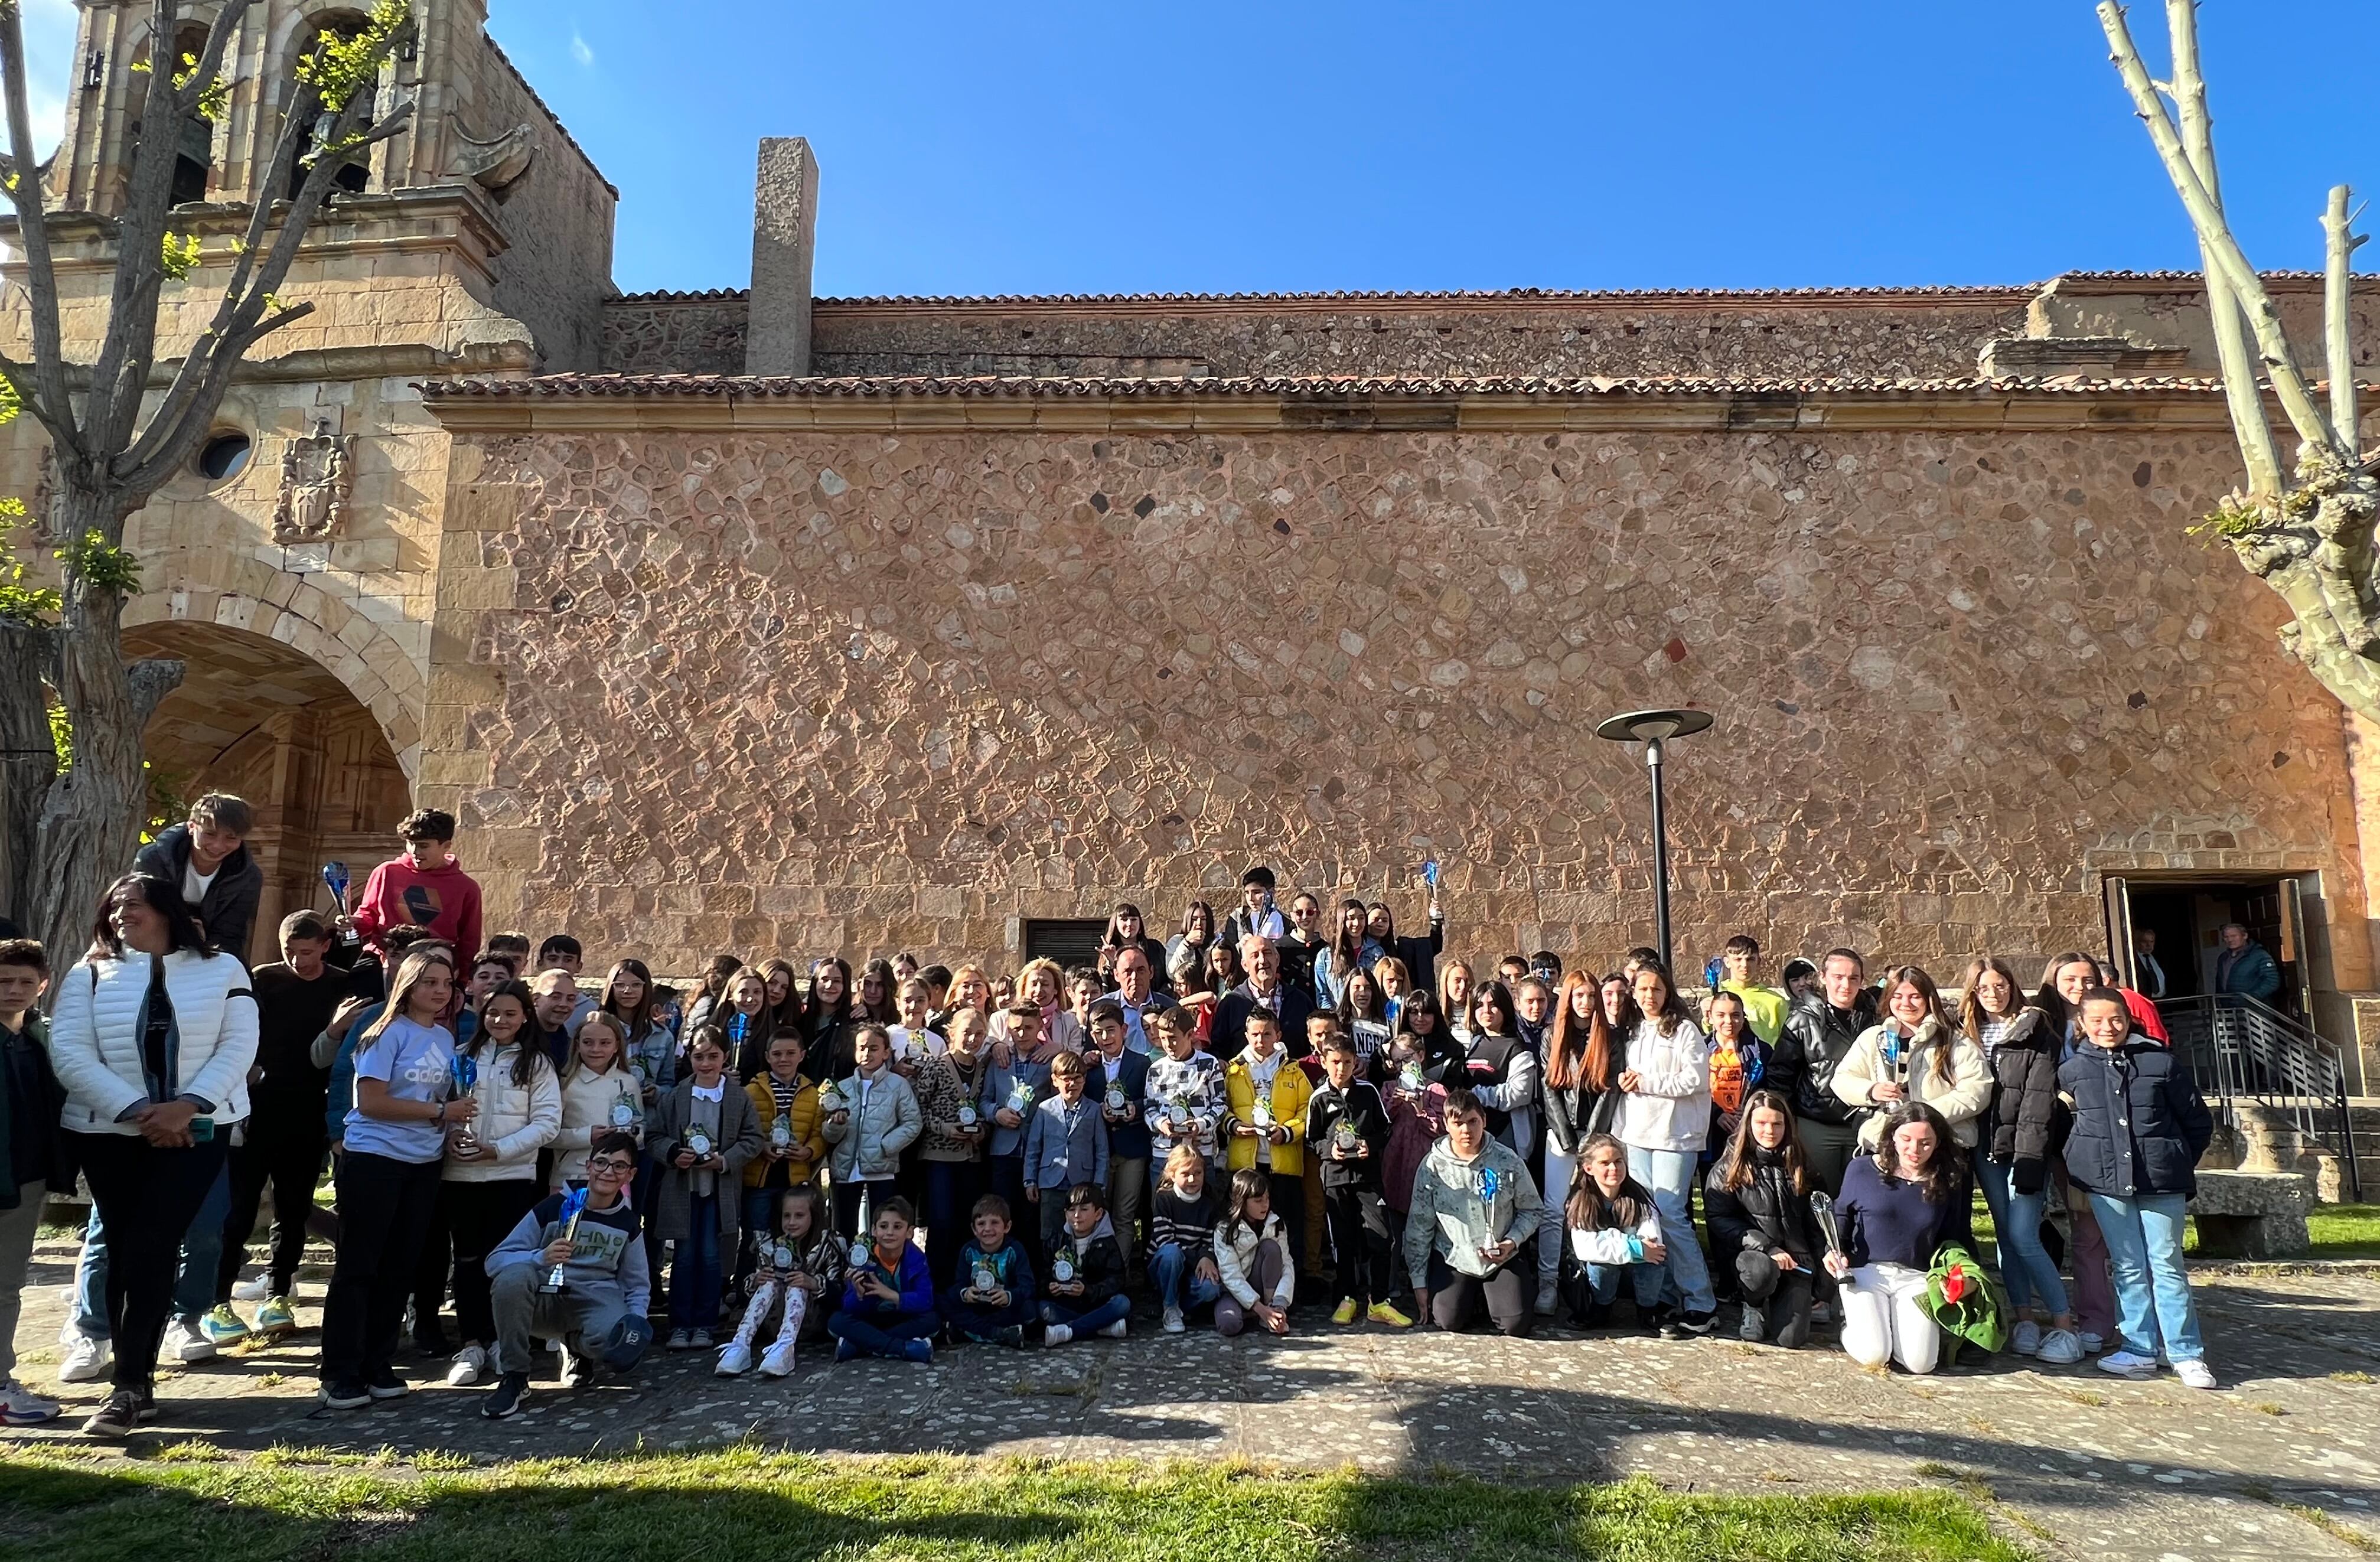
[1593,707,1713,745]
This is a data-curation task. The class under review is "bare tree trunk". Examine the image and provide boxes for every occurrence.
[24,487,181,963]
[0,617,54,928]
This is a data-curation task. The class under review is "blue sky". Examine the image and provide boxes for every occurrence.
[24,1,2380,297]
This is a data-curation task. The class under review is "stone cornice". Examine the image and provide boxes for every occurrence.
[420,376,2254,436]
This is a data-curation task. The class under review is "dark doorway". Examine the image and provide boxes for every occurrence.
[2112,875,2306,1021]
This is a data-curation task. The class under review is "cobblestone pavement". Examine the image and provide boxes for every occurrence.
[6,1234,2379,1560]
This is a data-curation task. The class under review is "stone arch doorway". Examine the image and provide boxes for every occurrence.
[123,619,410,965]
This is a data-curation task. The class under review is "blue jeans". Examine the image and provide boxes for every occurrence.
[827,1306,938,1357]
[74,1161,230,1336]
[1583,1261,1662,1305]
[1150,1242,1222,1313]
[1973,1150,2069,1317]
[2086,1190,2203,1363]
[1041,1293,1131,1333]
[668,1195,723,1330]
[1624,1144,1714,1313]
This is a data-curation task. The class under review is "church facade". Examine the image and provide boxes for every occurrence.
[10,2,2380,1078]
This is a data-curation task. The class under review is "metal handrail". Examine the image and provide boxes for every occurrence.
[2157,992,2359,1200]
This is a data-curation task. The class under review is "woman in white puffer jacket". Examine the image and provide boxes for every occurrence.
[48,873,257,1438]
[437,979,559,1387]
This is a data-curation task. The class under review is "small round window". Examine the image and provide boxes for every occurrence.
[197,432,252,481]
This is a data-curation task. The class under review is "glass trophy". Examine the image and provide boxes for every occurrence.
[1400,1060,1424,1092]
[770,1239,796,1274]
[819,1081,846,1118]
[1006,1078,1033,1114]
[971,1260,997,1294]
[1051,1250,1076,1285]
[1104,1081,1127,1114]
[610,1087,637,1130]
[541,1186,589,1293]
[1167,1098,1190,1134]
[684,1123,713,1160]
[850,1193,874,1271]
[1251,1095,1273,1132]
[449,1054,478,1156]
[770,1112,793,1150]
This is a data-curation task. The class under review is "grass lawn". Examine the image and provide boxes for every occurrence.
[1973,1196,2380,1260]
[0,1447,2027,1562]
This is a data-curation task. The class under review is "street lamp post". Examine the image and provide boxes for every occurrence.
[1593,707,1713,974]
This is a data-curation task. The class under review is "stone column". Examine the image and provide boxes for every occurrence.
[744,137,820,376]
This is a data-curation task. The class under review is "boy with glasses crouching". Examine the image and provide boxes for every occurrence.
[481,1131,652,1418]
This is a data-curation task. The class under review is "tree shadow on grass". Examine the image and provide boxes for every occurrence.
[0,1455,1083,1562]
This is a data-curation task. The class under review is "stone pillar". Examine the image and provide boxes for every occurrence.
[744,137,820,376]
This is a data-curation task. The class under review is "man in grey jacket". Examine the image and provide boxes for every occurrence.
[1403,1086,1543,1337]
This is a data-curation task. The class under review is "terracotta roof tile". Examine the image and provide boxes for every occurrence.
[420,371,2232,401]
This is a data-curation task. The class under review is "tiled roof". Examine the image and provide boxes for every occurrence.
[421,371,2231,401]
[608,288,750,304]
[811,283,2034,307]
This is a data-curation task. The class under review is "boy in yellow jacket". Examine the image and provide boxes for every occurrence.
[1223,1009,1312,1280]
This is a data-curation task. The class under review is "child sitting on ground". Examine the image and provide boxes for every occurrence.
[716,1183,843,1378]
[1562,1133,1667,1329]
[825,1196,938,1364]
[1039,1183,1129,1347]
[939,1194,1037,1348]
[1214,1165,1296,1338]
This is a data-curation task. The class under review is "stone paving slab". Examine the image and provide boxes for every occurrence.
[6,1234,2380,1560]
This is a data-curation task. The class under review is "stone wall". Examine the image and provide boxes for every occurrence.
[601,291,751,374]
[423,399,2372,985]
[808,291,2034,380]
[465,37,618,373]
[598,289,2030,381]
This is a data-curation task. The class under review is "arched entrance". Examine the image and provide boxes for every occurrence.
[123,619,410,966]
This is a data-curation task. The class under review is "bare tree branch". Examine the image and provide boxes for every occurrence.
[2099,0,2347,461]
[0,0,83,458]
[2164,0,2281,498]
[2324,183,2365,448]
[112,304,316,497]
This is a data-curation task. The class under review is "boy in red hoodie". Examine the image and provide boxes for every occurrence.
[344,809,483,963]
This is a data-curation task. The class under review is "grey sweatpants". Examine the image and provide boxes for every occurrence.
[491,1261,635,1376]
[0,1192,43,1380]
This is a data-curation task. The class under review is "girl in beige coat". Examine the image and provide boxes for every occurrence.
[1832,966,1990,1151]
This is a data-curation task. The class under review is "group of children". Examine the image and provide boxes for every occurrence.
[0,819,2233,1434]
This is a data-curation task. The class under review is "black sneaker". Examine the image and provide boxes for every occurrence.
[1739,1302,1767,1342]
[366,1368,409,1401]
[81,1390,143,1439]
[1579,1300,1614,1332]
[319,1380,371,1410]
[996,1325,1026,1349]
[482,1371,529,1420]
[1674,1309,1718,1338]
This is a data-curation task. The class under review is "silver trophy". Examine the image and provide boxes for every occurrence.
[1811,1191,1844,1266]
[540,1187,589,1293]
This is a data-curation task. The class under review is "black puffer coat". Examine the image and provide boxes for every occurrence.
[2057,1042,2213,1199]
[1977,1007,2063,1193]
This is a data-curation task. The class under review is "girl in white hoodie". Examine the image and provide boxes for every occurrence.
[1561,1134,1667,1328]
[553,1011,644,1191]
[440,980,560,1387]
[1610,961,1716,1333]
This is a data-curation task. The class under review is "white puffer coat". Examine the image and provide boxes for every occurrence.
[49,949,259,1134]
[441,1042,562,1183]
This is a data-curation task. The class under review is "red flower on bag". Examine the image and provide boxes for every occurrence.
[1941,1263,1968,1303]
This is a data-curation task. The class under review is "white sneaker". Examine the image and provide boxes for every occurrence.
[2078,1330,2105,1355]
[2035,1328,2086,1366]
[1534,1276,1559,1316]
[231,1276,272,1303]
[445,1344,487,1387]
[2173,1358,2219,1390]
[57,1335,110,1384]
[2010,1319,2043,1356]
[0,1377,61,1425]
[715,1341,753,1377]
[163,1318,216,1363]
[1098,1318,1127,1339]
[1162,1306,1185,1335]
[2097,1349,2157,1380]
[758,1340,798,1378]
[1044,1323,1072,1348]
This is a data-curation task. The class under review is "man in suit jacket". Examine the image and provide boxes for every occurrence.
[1212,938,1315,1062]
